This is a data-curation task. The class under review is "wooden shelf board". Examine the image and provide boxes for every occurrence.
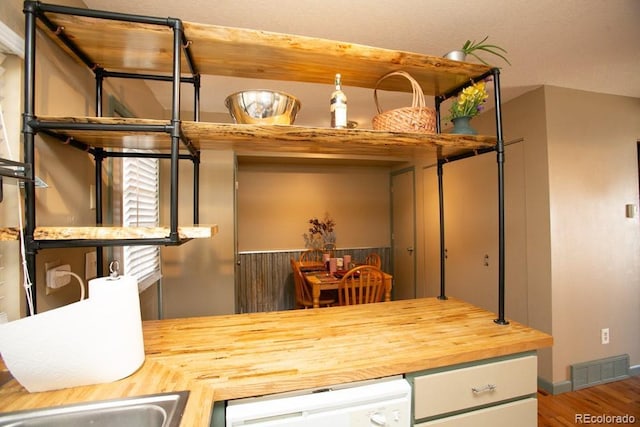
[0,226,217,241]
[0,228,19,241]
[40,13,492,97]
[35,116,496,160]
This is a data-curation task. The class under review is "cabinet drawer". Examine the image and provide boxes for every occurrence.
[415,397,537,427]
[413,355,537,419]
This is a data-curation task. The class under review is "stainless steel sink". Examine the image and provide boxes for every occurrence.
[0,390,189,427]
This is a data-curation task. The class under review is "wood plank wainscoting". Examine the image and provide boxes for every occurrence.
[237,247,391,313]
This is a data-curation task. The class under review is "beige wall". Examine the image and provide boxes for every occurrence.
[0,0,28,37]
[237,162,391,251]
[1,0,88,38]
[544,86,639,384]
[159,150,236,317]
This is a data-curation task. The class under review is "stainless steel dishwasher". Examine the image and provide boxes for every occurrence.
[225,376,411,427]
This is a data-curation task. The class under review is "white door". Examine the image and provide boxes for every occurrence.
[391,169,416,300]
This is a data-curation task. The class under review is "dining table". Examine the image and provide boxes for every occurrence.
[298,262,393,308]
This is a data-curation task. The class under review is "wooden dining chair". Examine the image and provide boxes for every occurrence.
[299,249,325,263]
[365,252,382,269]
[290,258,335,309]
[338,265,386,305]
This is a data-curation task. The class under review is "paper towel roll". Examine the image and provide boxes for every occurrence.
[0,275,145,392]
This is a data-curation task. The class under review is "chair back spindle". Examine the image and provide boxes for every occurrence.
[365,252,382,269]
[299,249,325,263]
[338,265,386,305]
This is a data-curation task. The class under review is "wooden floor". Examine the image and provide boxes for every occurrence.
[538,376,640,426]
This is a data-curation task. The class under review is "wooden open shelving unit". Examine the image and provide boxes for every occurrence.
[8,1,506,318]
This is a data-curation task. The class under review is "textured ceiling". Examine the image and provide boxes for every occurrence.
[84,0,640,128]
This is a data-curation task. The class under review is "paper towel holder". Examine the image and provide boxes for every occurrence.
[108,260,121,280]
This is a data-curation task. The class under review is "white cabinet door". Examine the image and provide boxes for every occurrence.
[415,397,537,427]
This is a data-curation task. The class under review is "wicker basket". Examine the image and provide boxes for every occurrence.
[372,71,436,133]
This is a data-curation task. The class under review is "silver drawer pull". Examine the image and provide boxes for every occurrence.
[471,384,497,394]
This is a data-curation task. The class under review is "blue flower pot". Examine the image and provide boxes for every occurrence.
[450,116,477,135]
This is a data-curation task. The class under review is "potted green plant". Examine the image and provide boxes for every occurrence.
[444,36,511,66]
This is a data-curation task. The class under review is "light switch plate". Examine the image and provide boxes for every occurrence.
[85,251,97,280]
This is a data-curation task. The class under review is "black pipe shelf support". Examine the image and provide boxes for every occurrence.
[0,158,32,181]
[21,1,204,314]
[491,67,508,325]
[33,237,192,250]
[0,159,33,204]
[433,68,508,323]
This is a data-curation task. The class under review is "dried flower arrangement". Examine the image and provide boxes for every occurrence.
[302,213,336,250]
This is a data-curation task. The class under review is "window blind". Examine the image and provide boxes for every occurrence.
[122,151,161,291]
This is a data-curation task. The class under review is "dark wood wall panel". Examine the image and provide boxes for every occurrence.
[237,247,391,313]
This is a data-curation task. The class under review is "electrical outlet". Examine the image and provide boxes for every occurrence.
[601,328,610,345]
[46,264,71,289]
[44,260,61,295]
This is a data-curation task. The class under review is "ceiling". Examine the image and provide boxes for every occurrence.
[83,0,640,129]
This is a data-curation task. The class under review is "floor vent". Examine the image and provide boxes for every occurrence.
[571,354,630,391]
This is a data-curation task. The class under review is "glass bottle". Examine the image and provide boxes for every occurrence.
[330,73,347,128]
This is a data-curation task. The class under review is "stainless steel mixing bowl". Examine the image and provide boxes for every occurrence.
[224,90,301,125]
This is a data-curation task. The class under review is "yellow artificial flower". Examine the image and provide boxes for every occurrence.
[448,80,489,120]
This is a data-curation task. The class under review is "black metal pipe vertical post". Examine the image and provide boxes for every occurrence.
[193,74,200,122]
[193,75,200,224]
[94,68,104,276]
[492,68,508,325]
[434,96,443,134]
[22,2,38,315]
[94,151,104,276]
[437,160,447,300]
[434,96,447,300]
[168,21,182,239]
[193,154,199,224]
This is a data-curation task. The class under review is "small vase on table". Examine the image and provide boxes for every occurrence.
[450,115,477,135]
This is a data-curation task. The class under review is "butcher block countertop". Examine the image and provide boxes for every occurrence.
[0,297,552,425]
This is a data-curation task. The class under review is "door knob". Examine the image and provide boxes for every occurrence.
[407,247,414,254]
